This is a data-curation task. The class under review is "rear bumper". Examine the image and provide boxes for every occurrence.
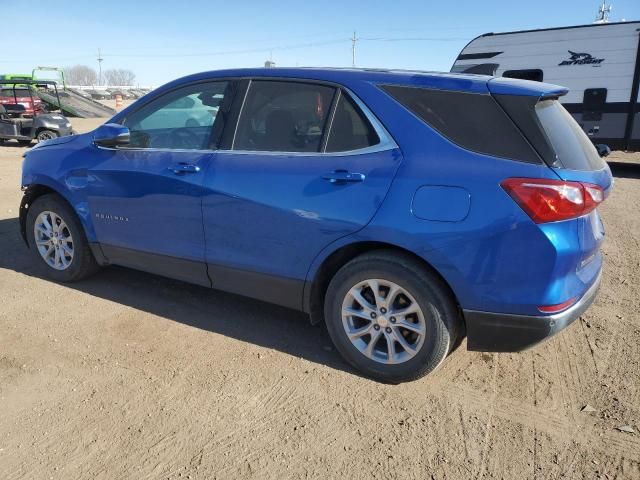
[464,270,602,352]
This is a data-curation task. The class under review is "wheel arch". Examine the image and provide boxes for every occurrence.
[304,240,463,328]
[35,127,57,138]
[20,181,92,247]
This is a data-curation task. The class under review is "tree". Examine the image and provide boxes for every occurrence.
[64,65,98,86]
[104,69,136,86]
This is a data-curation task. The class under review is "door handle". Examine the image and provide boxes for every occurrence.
[170,163,201,175]
[322,170,365,184]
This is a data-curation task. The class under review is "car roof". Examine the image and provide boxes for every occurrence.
[160,67,567,98]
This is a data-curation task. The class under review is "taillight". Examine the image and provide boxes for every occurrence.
[501,178,604,223]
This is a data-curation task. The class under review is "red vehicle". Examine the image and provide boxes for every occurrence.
[0,87,43,116]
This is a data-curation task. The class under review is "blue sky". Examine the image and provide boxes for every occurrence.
[2,0,639,86]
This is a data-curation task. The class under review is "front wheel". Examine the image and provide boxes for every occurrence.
[324,251,461,383]
[36,129,59,142]
[26,194,100,282]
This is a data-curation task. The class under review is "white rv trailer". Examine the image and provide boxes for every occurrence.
[451,21,640,150]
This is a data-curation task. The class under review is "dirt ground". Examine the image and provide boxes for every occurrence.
[0,120,639,479]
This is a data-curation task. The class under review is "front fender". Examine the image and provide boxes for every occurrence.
[20,173,97,244]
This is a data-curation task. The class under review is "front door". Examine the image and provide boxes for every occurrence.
[87,80,232,286]
[202,80,402,307]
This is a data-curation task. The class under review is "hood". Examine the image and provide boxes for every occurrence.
[28,132,79,151]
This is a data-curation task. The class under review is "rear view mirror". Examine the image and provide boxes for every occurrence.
[595,143,611,158]
[94,123,130,147]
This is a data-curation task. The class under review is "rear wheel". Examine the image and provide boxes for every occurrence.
[26,194,100,282]
[324,251,460,383]
[36,129,58,142]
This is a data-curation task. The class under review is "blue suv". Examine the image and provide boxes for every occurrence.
[20,68,612,383]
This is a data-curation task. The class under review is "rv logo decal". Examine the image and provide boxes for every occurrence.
[559,50,605,66]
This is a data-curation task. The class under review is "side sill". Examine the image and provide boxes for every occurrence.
[99,244,211,288]
[208,263,305,311]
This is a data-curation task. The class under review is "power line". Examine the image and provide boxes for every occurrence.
[101,39,349,58]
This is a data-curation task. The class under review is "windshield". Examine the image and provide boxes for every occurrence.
[0,88,32,98]
[535,99,605,171]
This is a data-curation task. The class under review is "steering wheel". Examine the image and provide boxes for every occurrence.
[168,128,201,149]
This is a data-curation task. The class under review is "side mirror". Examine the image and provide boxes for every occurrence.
[595,143,611,158]
[93,123,130,148]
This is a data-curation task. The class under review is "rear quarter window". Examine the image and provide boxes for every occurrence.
[535,100,605,171]
[380,85,541,164]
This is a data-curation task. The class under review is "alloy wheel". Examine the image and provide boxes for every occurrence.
[341,278,426,364]
[34,210,74,270]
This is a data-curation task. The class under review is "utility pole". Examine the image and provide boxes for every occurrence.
[351,31,358,67]
[97,48,104,86]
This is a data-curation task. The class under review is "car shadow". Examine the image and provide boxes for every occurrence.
[609,161,640,180]
[0,216,358,377]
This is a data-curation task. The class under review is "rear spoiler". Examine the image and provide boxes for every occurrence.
[487,77,569,99]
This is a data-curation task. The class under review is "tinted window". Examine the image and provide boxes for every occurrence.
[381,85,540,163]
[503,69,544,82]
[233,81,335,152]
[0,88,32,97]
[535,99,605,171]
[325,93,379,152]
[123,81,227,150]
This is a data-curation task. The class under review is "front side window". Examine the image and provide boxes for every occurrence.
[233,81,335,153]
[123,81,228,150]
[325,93,379,153]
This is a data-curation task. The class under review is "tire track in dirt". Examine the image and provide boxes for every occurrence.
[472,355,499,480]
[438,382,640,463]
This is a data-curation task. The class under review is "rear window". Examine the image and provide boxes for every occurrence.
[381,85,540,163]
[535,100,605,171]
[0,88,32,97]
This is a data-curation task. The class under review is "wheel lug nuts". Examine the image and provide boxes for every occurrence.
[390,317,396,323]
[385,327,392,333]
[370,312,377,319]
[380,307,387,314]
[373,324,380,331]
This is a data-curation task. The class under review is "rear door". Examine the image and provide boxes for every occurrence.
[201,79,402,308]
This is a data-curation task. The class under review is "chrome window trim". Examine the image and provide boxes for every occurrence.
[321,89,341,153]
[230,79,251,150]
[96,145,216,154]
[97,80,398,156]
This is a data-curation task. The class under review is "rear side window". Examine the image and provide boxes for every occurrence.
[535,99,605,171]
[381,85,540,163]
[325,93,379,152]
[233,81,335,153]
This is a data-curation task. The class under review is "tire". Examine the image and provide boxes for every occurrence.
[36,129,58,143]
[324,250,460,383]
[26,194,100,282]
